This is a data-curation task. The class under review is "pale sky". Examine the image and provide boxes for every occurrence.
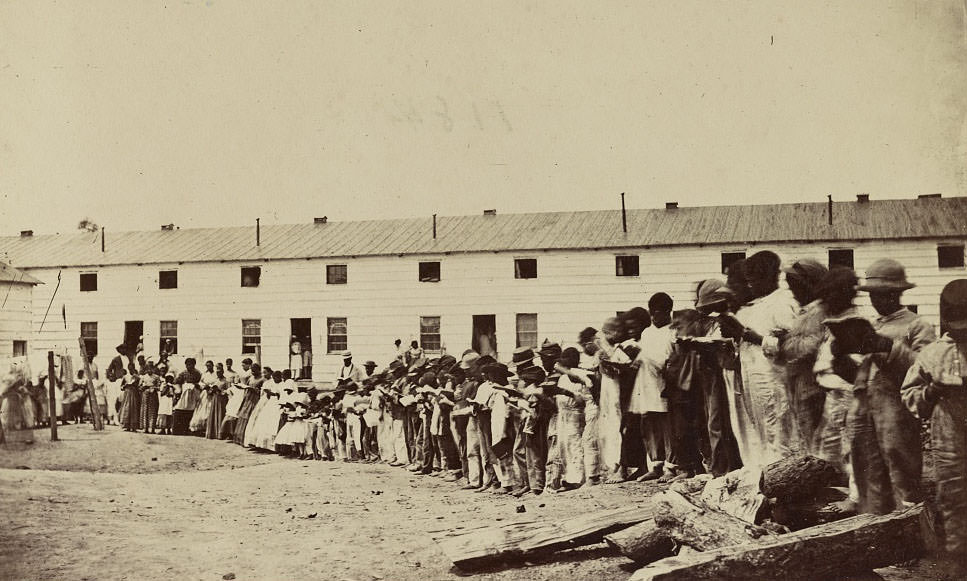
[1,1,965,235]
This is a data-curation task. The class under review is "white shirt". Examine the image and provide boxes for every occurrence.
[630,325,675,414]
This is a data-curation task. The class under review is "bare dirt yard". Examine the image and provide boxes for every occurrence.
[0,425,945,581]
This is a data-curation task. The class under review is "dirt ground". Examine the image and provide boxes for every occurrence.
[0,424,948,581]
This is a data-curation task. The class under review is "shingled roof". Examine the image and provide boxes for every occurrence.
[0,261,42,284]
[1,197,965,269]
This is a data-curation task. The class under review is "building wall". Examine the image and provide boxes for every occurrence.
[16,238,967,383]
[0,282,33,361]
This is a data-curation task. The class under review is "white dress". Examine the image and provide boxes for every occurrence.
[249,393,282,450]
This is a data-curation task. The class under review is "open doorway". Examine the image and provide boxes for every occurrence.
[124,321,143,356]
[471,315,497,359]
[290,318,312,380]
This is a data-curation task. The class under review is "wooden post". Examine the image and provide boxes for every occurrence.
[254,345,262,367]
[47,351,58,441]
[78,338,104,430]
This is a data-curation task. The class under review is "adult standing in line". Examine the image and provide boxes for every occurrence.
[841,259,934,514]
[105,344,130,426]
[232,363,263,445]
[171,358,201,436]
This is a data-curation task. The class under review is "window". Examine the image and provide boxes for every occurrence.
[241,266,261,287]
[13,341,26,357]
[327,317,348,353]
[241,319,261,354]
[616,255,639,277]
[160,320,178,354]
[326,264,348,285]
[159,270,178,289]
[516,313,538,348]
[828,249,854,270]
[721,251,746,275]
[80,322,98,357]
[420,316,441,351]
[907,304,919,314]
[419,261,440,282]
[79,272,97,292]
[938,245,965,269]
[514,258,537,279]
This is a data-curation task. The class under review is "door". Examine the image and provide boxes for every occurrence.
[290,318,312,379]
[124,321,143,355]
[471,315,497,359]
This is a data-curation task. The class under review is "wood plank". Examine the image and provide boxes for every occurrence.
[629,504,927,581]
[433,501,654,570]
[603,520,676,564]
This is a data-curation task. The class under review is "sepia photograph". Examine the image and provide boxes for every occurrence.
[1,2,966,580]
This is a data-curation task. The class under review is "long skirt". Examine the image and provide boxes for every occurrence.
[598,374,623,477]
[190,392,213,434]
[233,391,260,445]
[141,392,159,432]
[119,389,141,430]
[172,409,193,435]
[206,393,227,439]
[219,416,238,440]
[250,402,281,451]
[243,398,270,448]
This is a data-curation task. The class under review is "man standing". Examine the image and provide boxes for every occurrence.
[337,351,364,384]
[171,358,201,436]
[105,344,130,426]
[841,258,934,514]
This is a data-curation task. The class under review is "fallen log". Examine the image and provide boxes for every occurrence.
[653,489,775,551]
[433,501,654,570]
[603,520,676,564]
[629,504,927,581]
[761,454,843,500]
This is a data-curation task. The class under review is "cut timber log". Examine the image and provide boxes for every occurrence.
[654,490,775,551]
[761,454,842,500]
[629,504,927,581]
[603,520,676,564]
[433,501,654,570]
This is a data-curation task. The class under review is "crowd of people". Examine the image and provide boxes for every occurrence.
[2,251,965,573]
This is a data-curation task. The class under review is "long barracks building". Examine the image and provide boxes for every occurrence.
[1,195,965,384]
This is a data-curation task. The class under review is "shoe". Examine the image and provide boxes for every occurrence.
[511,487,530,498]
[491,486,512,495]
[442,473,461,483]
[407,464,422,472]
[418,467,433,475]
[388,462,405,467]
[461,483,479,490]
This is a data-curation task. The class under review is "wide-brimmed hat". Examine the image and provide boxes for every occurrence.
[695,278,734,310]
[459,351,481,370]
[941,279,967,331]
[517,365,546,386]
[341,350,353,358]
[508,347,537,369]
[782,258,828,287]
[482,362,513,381]
[858,259,915,292]
[363,360,377,368]
[538,339,562,360]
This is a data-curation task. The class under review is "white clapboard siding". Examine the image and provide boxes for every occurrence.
[16,238,967,383]
[0,282,32,360]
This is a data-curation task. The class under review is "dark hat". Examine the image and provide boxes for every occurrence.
[437,354,457,371]
[472,354,497,371]
[538,339,562,359]
[782,258,828,287]
[418,372,438,388]
[517,365,546,386]
[508,347,537,369]
[858,259,915,292]
[482,362,513,381]
[363,360,377,368]
[941,279,967,331]
[578,326,598,344]
[241,358,253,365]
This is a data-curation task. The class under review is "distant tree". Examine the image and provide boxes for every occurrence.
[78,218,99,232]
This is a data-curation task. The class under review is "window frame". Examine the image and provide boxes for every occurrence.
[615,255,640,277]
[938,244,966,269]
[326,264,348,285]
[515,313,538,349]
[240,266,261,288]
[326,317,348,353]
[720,251,747,275]
[80,321,98,357]
[159,269,178,290]
[241,319,261,354]
[12,340,27,357]
[420,316,442,352]
[79,272,98,292]
[418,261,441,283]
[159,320,178,354]
[514,258,538,279]
[827,248,855,270]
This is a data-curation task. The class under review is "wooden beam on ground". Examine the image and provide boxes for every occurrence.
[629,504,927,581]
[654,489,776,551]
[78,338,104,431]
[603,520,676,564]
[433,501,654,570]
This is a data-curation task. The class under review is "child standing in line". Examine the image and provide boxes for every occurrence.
[157,374,175,435]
